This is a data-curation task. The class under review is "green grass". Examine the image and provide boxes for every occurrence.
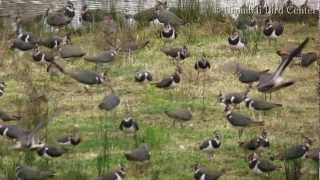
[0,18,318,180]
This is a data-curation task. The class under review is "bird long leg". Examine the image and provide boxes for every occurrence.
[134,133,139,148]
[201,72,206,118]
[259,112,262,122]
[269,93,272,101]
[238,128,244,140]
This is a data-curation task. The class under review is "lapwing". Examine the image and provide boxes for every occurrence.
[165,107,192,127]
[218,87,250,110]
[99,94,120,111]
[300,52,318,67]
[263,19,284,42]
[228,31,245,50]
[248,152,277,175]
[32,45,64,73]
[193,163,224,180]
[235,64,269,87]
[16,165,55,180]
[57,134,81,146]
[95,164,126,180]
[2,121,52,149]
[278,136,312,160]
[160,46,189,61]
[45,1,75,28]
[239,129,269,151]
[81,4,105,23]
[153,71,180,89]
[0,110,21,121]
[84,49,117,64]
[305,148,320,161]
[194,55,211,73]
[0,81,5,97]
[155,7,184,26]
[65,70,105,88]
[119,115,139,134]
[135,71,153,82]
[257,38,309,98]
[248,18,258,31]
[199,131,221,160]
[39,34,71,49]
[244,97,282,120]
[119,40,150,53]
[15,17,38,44]
[160,23,177,40]
[36,145,66,158]
[10,38,36,51]
[125,144,150,163]
[225,107,264,139]
[60,44,86,59]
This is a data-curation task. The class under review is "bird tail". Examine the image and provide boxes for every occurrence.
[84,56,96,62]
[251,121,264,126]
[273,80,295,91]
[49,61,65,74]
[258,69,270,74]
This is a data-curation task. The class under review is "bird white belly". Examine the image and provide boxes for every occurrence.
[270,31,278,39]
[253,164,263,174]
[200,174,206,180]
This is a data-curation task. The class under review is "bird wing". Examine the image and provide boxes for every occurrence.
[272,38,309,80]
[258,160,277,172]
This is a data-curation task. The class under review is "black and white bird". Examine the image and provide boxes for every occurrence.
[40,34,71,49]
[32,46,64,73]
[119,115,139,134]
[125,144,151,163]
[160,46,189,61]
[16,165,55,180]
[15,17,38,44]
[0,110,21,121]
[135,71,153,82]
[10,38,36,52]
[239,129,270,151]
[278,136,312,160]
[244,97,282,120]
[45,2,75,28]
[57,135,81,146]
[160,23,177,40]
[84,49,117,64]
[95,164,126,180]
[0,118,51,149]
[153,71,180,88]
[257,38,309,97]
[193,163,224,180]
[99,94,120,111]
[165,107,192,127]
[228,31,245,49]
[263,19,284,40]
[248,152,277,175]
[66,70,105,87]
[305,148,320,161]
[225,107,264,139]
[57,126,81,146]
[218,87,250,110]
[300,52,318,67]
[0,81,5,97]
[36,145,66,158]
[199,131,221,160]
[60,44,86,58]
[194,56,211,73]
